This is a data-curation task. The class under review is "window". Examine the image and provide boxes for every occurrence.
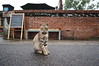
[4,7,9,11]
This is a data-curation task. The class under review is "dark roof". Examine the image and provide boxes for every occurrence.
[2,4,14,11]
[21,3,55,10]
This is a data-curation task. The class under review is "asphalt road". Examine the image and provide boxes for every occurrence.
[0,39,99,66]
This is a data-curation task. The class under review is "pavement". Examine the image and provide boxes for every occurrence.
[0,37,99,66]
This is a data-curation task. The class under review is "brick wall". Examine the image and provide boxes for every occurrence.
[25,16,99,40]
[14,10,99,40]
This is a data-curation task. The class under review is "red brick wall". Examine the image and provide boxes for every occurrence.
[25,17,99,40]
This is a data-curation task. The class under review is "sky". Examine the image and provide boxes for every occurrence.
[0,0,99,10]
[0,0,65,10]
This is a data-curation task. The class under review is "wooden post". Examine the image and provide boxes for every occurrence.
[7,13,12,39]
[12,28,14,39]
[20,13,24,40]
[59,0,63,10]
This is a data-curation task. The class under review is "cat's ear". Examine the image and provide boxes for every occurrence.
[46,24,48,26]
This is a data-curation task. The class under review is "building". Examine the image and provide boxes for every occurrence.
[0,11,3,32]
[0,3,99,40]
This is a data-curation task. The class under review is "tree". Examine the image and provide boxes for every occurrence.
[64,0,99,10]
